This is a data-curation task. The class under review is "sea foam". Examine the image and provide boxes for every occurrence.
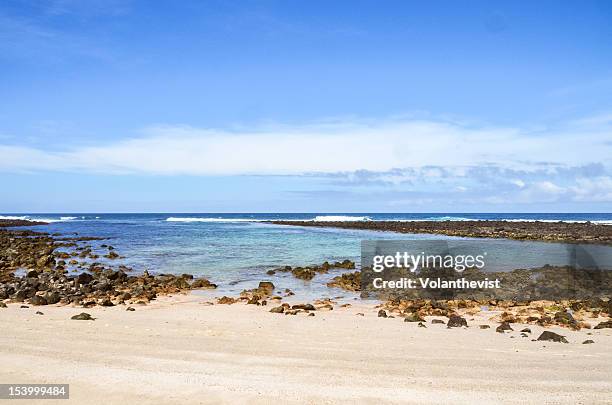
[311,215,372,222]
[166,217,264,223]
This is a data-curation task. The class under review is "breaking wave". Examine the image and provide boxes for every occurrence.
[166,217,265,223]
[311,215,372,222]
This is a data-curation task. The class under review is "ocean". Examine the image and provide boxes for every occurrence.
[3,213,611,298]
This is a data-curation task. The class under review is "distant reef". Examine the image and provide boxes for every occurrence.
[268,220,612,245]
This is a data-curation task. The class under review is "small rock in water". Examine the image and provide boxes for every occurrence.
[418,322,427,328]
[520,333,529,337]
[191,278,217,289]
[35,311,44,315]
[20,305,29,309]
[71,312,94,321]
[126,307,135,311]
[377,309,388,318]
[594,320,612,329]
[537,331,568,343]
[0,302,7,308]
[479,325,491,329]
[431,319,445,324]
[356,313,364,317]
[308,313,315,317]
[447,314,467,328]
[582,339,595,344]
[520,328,532,333]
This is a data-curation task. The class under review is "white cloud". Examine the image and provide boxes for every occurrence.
[570,177,612,202]
[0,117,610,176]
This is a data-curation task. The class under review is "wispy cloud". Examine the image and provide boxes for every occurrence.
[0,115,611,205]
[0,116,610,176]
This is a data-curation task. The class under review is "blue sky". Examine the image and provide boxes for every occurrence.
[1,0,611,212]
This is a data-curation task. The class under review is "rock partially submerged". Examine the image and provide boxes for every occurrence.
[0,227,218,308]
[327,271,361,291]
[191,278,218,289]
[274,260,356,281]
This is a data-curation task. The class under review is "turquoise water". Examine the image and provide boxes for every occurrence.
[4,213,612,298]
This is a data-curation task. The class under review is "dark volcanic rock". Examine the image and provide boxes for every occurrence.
[217,296,237,305]
[377,309,388,318]
[71,312,94,321]
[403,313,425,322]
[44,292,61,305]
[0,226,218,309]
[76,273,94,285]
[537,331,568,343]
[291,267,315,280]
[0,219,48,227]
[104,251,120,259]
[30,295,47,306]
[269,306,284,313]
[327,271,361,292]
[258,281,275,294]
[267,220,612,245]
[496,322,513,333]
[292,303,316,311]
[594,320,612,329]
[554,311,578,329]
[447,314,468,328]
[191,278,217,289]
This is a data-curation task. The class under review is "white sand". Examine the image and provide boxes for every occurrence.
[0,294,610,404]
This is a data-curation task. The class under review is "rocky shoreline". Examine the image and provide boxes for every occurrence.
[1,219,610,341]
[268,220,612,245]
[0,222,217,308]
[0,219,48,227]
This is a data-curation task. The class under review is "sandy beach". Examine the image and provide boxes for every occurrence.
[1,293,611,404]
